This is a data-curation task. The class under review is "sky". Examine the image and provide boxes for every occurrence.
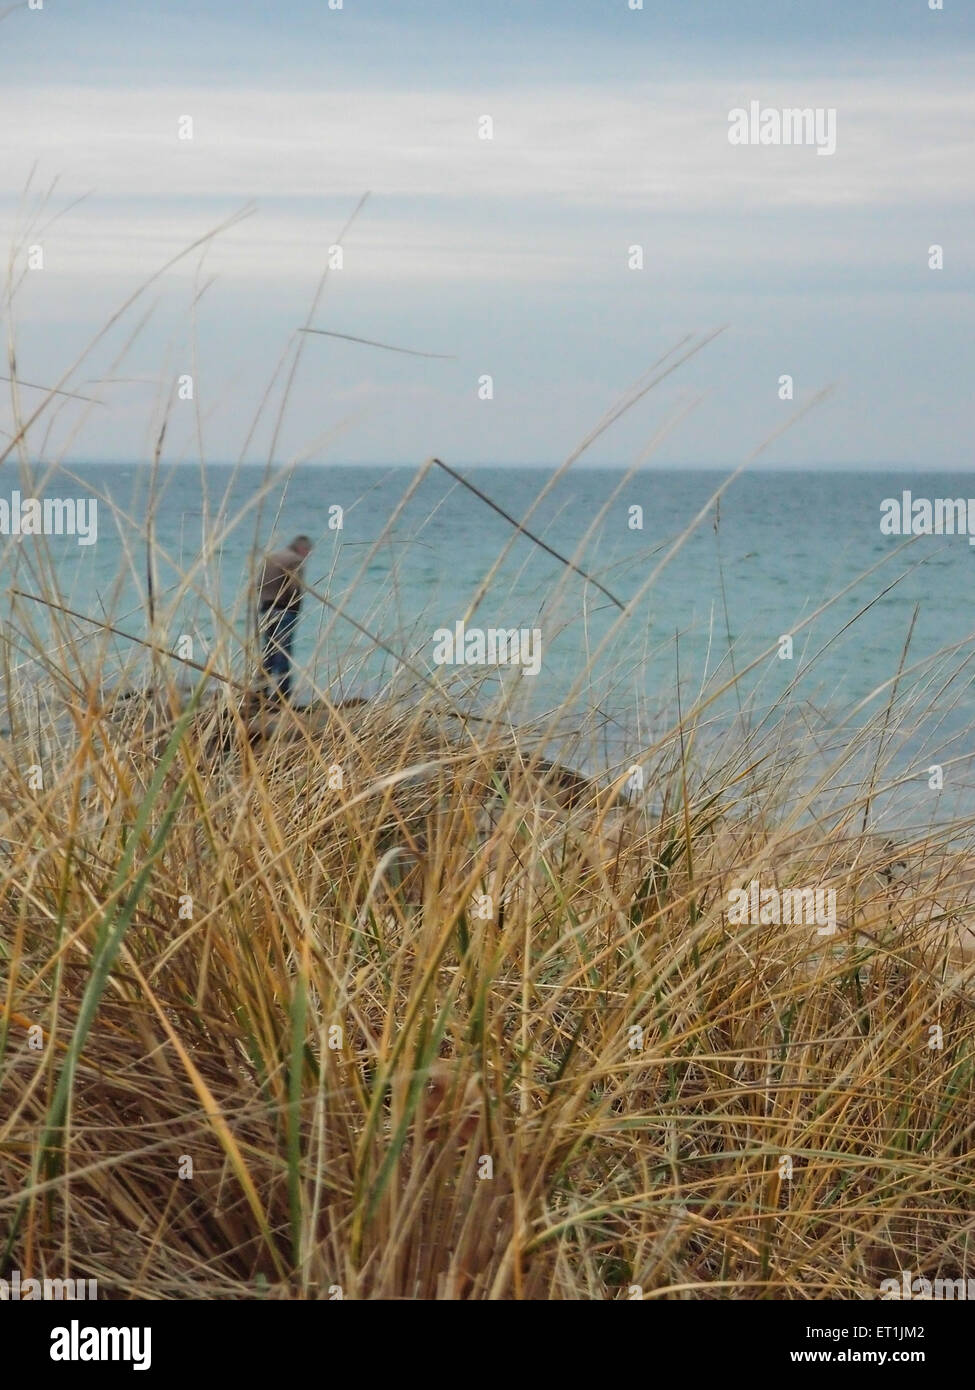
[0,0,972,467]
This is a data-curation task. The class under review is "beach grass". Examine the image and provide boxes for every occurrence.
[1,486,974,1299]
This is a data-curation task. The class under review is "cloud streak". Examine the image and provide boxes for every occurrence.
[2,70,972,287]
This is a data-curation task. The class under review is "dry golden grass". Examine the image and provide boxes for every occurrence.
[1,650,974,1299]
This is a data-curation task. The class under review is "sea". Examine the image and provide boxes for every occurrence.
[3,463,975,833]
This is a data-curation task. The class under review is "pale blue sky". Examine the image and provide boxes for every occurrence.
[1,0,972,466]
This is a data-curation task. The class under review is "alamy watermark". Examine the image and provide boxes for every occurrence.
[50,1320,151,1371]
[728,879,838,935]
[880,491,975,545]
[880,1269,974,1300]
[0,1268,98,1300]
[432,621,542,677]
[0,491,97,545]
[728,101,836,156]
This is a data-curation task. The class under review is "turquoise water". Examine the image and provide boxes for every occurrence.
[4,463,975,825]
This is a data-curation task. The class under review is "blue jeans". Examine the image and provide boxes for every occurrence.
[260,605,299,701]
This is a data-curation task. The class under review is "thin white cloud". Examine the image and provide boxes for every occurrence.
[1,74,968,205]
[0,73,971,292]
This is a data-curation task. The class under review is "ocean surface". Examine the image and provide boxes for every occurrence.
[3,464,975,831]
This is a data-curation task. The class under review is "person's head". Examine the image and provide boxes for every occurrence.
[289,535,312,558]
